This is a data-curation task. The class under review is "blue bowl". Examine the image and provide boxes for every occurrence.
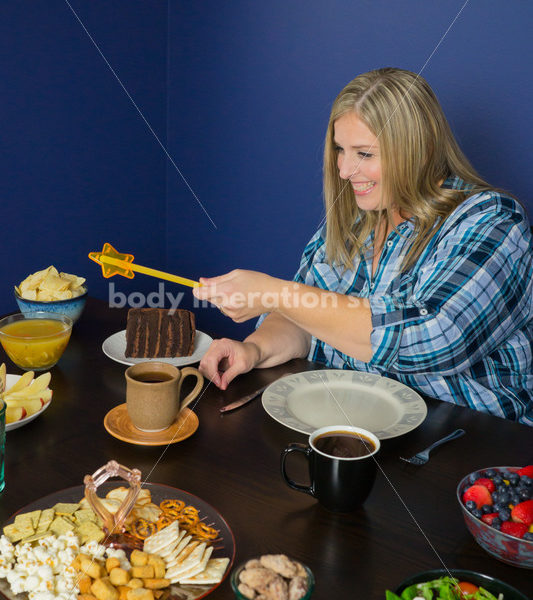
[15,288,88,323]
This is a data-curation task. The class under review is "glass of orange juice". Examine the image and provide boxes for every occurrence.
[0,312,73,371]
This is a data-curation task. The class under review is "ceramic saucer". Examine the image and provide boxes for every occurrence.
[104,404,199,446]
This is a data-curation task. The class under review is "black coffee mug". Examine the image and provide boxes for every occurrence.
[280,425,380,512]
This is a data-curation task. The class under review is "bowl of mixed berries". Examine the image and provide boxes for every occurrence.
[457,465,533,568]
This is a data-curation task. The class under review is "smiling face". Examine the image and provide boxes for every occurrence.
[333,112,385,212]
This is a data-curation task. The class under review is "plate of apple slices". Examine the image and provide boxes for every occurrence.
[0,363,53,431]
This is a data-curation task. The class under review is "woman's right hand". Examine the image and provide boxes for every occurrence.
[198,338,261,390]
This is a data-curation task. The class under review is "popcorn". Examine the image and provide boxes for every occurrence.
[81,539,106,559]
[0,532,89,598]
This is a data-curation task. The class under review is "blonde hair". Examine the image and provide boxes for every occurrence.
[323,67,493,270]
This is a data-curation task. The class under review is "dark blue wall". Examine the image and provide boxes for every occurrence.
[2,2,531,343]
[1,1,167,319]
[167,0,533,339]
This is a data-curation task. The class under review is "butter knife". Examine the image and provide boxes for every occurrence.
[219,384,270,413]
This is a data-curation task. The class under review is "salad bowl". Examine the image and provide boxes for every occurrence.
[390,569,530,599]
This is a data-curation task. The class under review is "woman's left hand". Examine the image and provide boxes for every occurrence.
[192,269,283,322]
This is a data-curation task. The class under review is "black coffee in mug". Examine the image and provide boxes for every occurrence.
[314,430,376,458]
[132,371,174,383]
[281,425,380,512]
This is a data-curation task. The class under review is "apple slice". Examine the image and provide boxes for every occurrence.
[6,371,34,393]
[6,406,26,424]
[21,398,43,417]
[0,363,6,394]
[39,389,52,405]
[26,372,51,394]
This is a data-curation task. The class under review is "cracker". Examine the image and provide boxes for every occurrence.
[77,521,105,544]
[3,523,31,543]
[75,509,98,523]
[24,510,42,529]
[22,531,51,544]
[166,544,210,583]
[158,531,186,559]
[14,514,34,528]
[143,521,180,555]
[54,502,80,515]
[180,557,230,585]
[50,516,75,536]
[165,540,199,569]
[36,508,55,533]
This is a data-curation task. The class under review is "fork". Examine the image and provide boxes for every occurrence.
[400,429,465,465]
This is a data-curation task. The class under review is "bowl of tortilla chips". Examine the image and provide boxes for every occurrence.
[15,266,88,323]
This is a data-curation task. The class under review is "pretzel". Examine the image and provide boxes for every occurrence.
[193,522,218,540]
[161,506,182,519]
[177,513,199,528]
[156,514,174,530]
[180,506,199,517]
[160,499,185,512]
[131,518,157,539]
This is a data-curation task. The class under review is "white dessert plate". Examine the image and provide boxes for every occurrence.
[102,329,213,367]
[262,369,427,440]
[4,374,52,432]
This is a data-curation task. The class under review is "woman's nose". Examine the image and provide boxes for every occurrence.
[338,154,359,180]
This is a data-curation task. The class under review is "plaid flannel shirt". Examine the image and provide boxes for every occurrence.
[261,177,533,425]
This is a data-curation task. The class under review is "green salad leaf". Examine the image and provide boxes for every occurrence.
[385,576,502,600]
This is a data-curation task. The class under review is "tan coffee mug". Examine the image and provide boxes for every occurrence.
[125,362,204,432]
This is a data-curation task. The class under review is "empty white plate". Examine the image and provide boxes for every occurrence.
[262,369,427,439]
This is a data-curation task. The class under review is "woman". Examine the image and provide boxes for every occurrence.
[193,68,533,425]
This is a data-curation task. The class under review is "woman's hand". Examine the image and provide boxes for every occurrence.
[198,338,261,389]
[192,270,283,322]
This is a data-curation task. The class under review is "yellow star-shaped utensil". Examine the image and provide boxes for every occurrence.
[89,243,135,279]
[88,243,200,288]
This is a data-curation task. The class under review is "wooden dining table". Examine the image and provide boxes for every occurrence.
[1,297,531,599]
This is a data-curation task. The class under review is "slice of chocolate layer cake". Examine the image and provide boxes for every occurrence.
[125,308,196,358]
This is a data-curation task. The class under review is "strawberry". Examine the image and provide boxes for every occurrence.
[463,485,493,509]
[481,512,499,525]
[475,478,496,493]
[500,521,528,538]
[518,465,533,478]
[511,500,533,526]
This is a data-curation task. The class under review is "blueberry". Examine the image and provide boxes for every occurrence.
[465,500,477,511]
[492,492,500,502]
[523,532,533,542]
[519,489,532,500]
[521,475,532,486]
[496,485,508,494]
[469,472,481,484]
[485,468,497,478]
[493,475,504,486]
[471,508,483,519]
[498,493,510,505]
[508,473,520,486]
[493,502,507,512]
[491,517,502,528]
[482,504,493,514]
[510,494,521,505]
[499,508,511,521]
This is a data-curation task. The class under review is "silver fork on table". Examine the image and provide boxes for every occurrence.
[400,429,465,465]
